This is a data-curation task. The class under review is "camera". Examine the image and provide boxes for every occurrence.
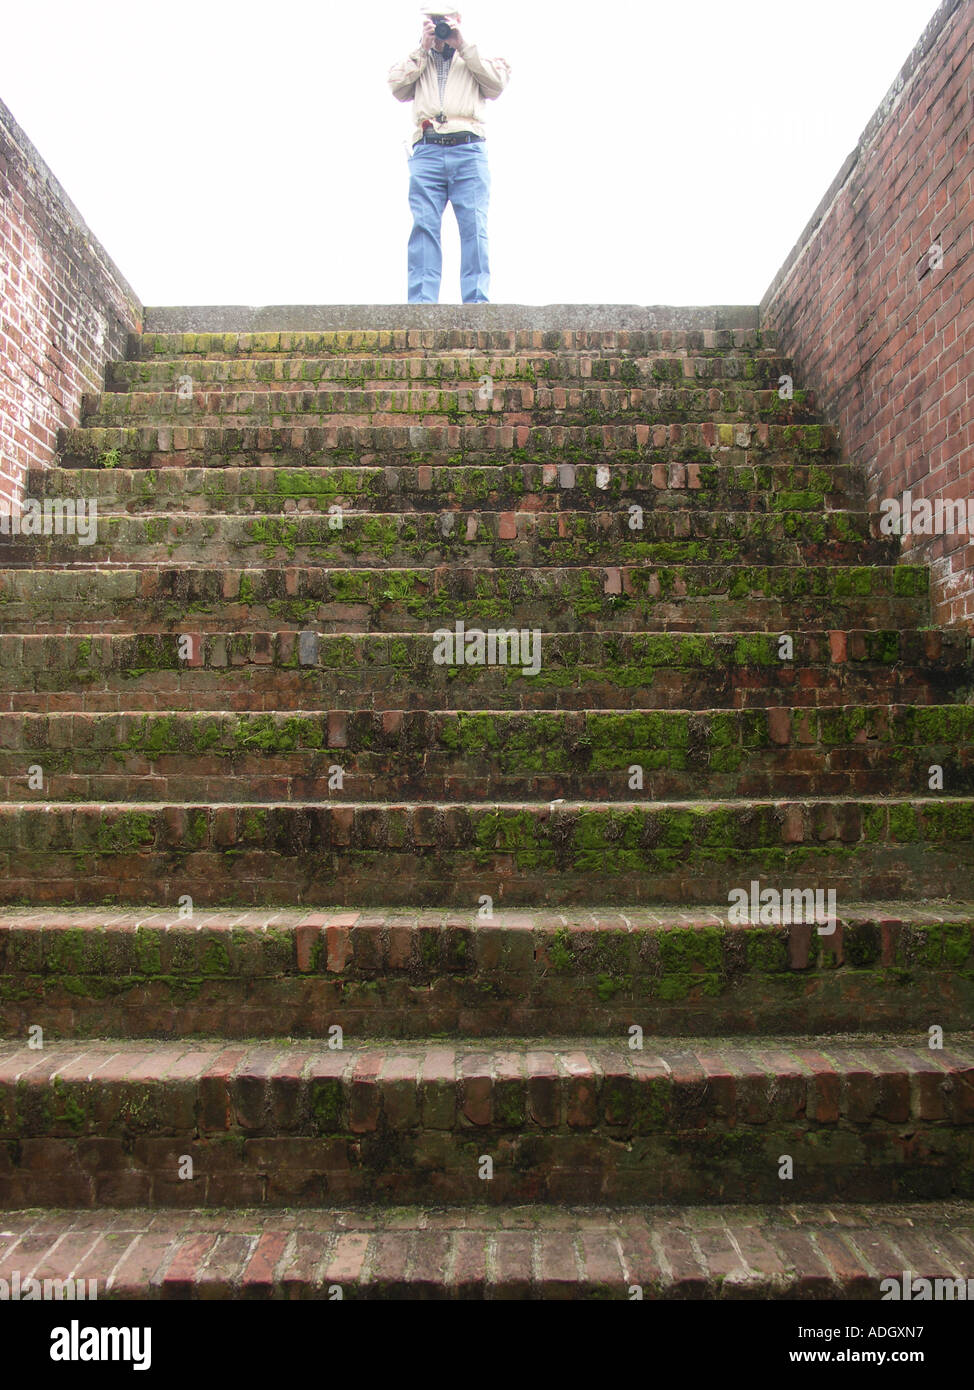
[433,19,454,39]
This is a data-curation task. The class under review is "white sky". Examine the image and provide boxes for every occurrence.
[1,0,941,306]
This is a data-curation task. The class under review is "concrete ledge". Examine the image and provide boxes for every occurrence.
[143,304,761,334]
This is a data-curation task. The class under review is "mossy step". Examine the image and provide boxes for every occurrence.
[57,421,838,470]
[3,704,970,804]
[83,384,820,430]
[29,461,863,515]
[0,628,962,712]
[3,902,973,1039]
[0,510,897,572]
[1,797,973,908]
[0,565,930,636]
[109,351,797,390]
[7,704,969,759]
[3,1202,974,1297]
[129,328,781,359]
[2,1032,972,1206]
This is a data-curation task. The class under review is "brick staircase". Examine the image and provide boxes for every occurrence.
[1,322,973,1299]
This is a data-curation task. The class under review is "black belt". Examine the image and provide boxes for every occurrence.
[418,132,485,146]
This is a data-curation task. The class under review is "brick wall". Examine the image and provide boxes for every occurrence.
[0,97,142,514]
[761,0,974,629]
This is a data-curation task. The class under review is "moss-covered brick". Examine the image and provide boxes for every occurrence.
[745,930,788,972]
[309,1080,344,1133]
[94,813,155,856]
[844,922,882,968]
[659,926,723,974]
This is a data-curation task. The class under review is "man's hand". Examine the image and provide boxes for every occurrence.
[422,16,464,52]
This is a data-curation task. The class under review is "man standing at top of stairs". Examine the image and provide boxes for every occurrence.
[389,7,511,304]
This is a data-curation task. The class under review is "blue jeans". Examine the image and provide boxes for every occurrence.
[407,142,491,304]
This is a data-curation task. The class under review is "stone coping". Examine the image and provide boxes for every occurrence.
[142,305,761,334]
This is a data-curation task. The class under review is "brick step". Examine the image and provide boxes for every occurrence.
[1,798,972,906]
[29,461,863,515]
[0,510,897,572]
[8,1200,974,1298]
[109,352,798,391]
[57,421,837,470]
[1,630,962,713]
[3,705,970,804]
[129,328,782,359]
[83,385,819,429]
[2,904,971,1041]
[3,596,926,639]
[0,567,929,636]
[1,1035,972,1207]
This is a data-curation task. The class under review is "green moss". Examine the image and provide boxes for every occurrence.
[943,923,973,968]
[233,715,323,755]
[186,810,208,850]
[380,572,417,604]
[50,1076,87,1134]
[570,809,646,873]
[595,973,629,1002]
[247,518,301,559]
[59,974,92,997]
[892,567,927,597]
[201,939,231,975]
[473,810,556,869]
[633,1076,670,1130]
[549,927,575,972]
[46,928,85,974]
[710,745,744,778]
[120,715,180,759]
[418,931,440,970]
[141,517,167,544]
[240,810,268,842]
[494,1090,525,1127]
[872,631,901,665]
[0,980,37,1002]
[832,567,874,598]
[844,922,881,968]
[924,803,974,842]
[310,1080,343,1132]
[132,929,163,975]
[880,967,914,988]
[773,490,827,512]
[913,923,945,968]
[603,1078,629,1125]
[658,927,723,974]
[888,804,920,842]
[745,931,787,972]
[446,713,501,757]
[95,812,154,856]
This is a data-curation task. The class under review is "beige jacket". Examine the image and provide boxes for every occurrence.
[389,43,511,145]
